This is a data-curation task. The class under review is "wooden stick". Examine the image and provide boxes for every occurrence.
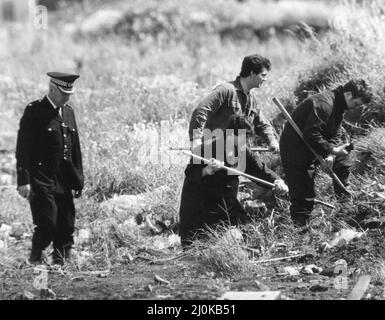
[314,199,336,209]
[252,253,307,264]
[272,97,351,196]
[182,151,336,209]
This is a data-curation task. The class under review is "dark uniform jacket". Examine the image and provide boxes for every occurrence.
[188,77,276,144]
[179,138,279,246]
[16,97,84,193]
[280,87,348,166]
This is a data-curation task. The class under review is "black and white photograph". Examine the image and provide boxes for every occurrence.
[0,0,384,305]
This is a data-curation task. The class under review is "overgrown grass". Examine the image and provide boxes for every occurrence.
[1,1,385,284]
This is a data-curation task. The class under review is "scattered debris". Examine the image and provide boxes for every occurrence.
[334,259,348,268]
[151,234,181,250]
[154,274,170,286]
[252,253,308,264]
[97,272,108,278]
[220,291,281,300]
[330,229,364,247]
[223,227,243,244]
[301,264,322,275]
[347,275,371,300]
[283,266,300,276]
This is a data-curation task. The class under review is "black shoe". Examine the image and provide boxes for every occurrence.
[29,245,43,264]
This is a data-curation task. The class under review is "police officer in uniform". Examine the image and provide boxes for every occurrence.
[16,72,84,265]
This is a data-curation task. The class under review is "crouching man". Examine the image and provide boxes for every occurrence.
[280,79,373,227]
[179,115,288,248]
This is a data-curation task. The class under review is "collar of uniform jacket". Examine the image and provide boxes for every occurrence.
[46,95,62,116]
[333,86,349,112]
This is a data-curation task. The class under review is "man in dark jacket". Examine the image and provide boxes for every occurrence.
[280,79,372,227]
[179,115,288,248]
[16,72,84,265]
[189,54,279,152]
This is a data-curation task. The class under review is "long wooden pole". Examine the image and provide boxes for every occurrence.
[182,150,336,209]
[182,150,274,188]
[272,97,350,196]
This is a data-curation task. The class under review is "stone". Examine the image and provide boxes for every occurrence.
[223,227,243,244]
[309,284,328,292]
[220,291,281,300]
[330,229,363,247]
[283,266,300,276]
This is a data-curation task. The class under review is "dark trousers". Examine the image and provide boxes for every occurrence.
[29,190,75,251]
[282,155,350,222]
[179,184,248,248]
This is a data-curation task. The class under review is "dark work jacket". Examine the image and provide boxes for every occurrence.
[280,87,348,166]
[188,77,277,145]
[178,138,279,246]
[16,97,84,193]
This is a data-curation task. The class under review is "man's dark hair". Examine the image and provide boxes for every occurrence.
[226,114,255,136]
[343,79,373,104]
[240,54,271,77]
